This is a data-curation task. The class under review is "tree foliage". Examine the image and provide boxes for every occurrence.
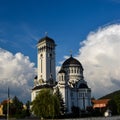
[25,100,31,117]
[54,87,65,115]
[71,106,80,117]
[11,96,23,116]
[31,88,60,118]
[108,99,118,115]
[3,96,30,118]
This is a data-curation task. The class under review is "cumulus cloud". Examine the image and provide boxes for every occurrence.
[76,24,120,98]
[0,48,36,102]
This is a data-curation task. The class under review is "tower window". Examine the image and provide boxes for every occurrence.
[71,69,73,73]
[49,53,52,73]
[74,68,76,73]
[50,53,52,57]
[62,75,63,81]
[40,54,43,57]
[40,54,43,73]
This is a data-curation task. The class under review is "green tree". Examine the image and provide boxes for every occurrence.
[10,96,23,118]
[107,99,117,115]
[25,100,31,117]
[20,100,31,118]
[3,96,24,118]
[3,101,7,115]
[71,106,80,117]
[31,88,60,118]
[54,87,65,115]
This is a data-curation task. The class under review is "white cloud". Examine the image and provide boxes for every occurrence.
[76,24,120,98]
[0,48,36,102]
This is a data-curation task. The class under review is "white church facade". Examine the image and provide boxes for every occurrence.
[31,36,91,113]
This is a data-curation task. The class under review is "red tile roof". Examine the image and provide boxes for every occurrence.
[92,99,110,108]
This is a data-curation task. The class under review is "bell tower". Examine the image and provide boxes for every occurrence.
[37,36,56,85]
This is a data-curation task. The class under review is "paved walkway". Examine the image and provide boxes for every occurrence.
[1,116,120,120]
[63,116,120,120]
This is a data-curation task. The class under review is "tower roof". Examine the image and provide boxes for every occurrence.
[38,36,55,44]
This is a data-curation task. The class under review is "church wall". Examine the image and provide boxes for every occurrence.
[31,90,36,101]
[67,88,72,113]
[77,89,91,110]
[59,86,66,103]
[70,89,77,107]
[59,86,73,113]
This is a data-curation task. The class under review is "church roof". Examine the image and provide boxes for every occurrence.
[32,84,53,90]
[58,69,66,73]
[62,56,83,69]
[38,36,55,44]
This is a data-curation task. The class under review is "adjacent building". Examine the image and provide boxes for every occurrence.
[92,99,110,109]
[0,104,4,116]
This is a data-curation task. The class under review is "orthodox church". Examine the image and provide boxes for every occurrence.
[31,36,91,113]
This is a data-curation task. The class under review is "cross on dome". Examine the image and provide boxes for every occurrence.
[69,50,72,57]
[45,32,48,36]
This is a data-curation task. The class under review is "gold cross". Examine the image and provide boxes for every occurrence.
[45,32,48,36]
[70,50,72,57]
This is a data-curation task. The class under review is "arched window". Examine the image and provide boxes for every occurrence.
[40,54,43,73]
[74,67,76,73]
[77,68,79,73]
[71,68,73,73]
[49,53,52,73]
[62,75,64,81]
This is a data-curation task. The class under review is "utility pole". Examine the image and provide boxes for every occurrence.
[7,87,10,120]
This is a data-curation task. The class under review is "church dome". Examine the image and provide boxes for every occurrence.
[62,56,83,69]
[38,36,55,44]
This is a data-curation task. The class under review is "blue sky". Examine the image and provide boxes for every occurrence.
[1,0,120,102]
[0,0,120,65]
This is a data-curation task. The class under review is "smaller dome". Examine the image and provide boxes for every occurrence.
[79,83,88,89]
[34,75,37,79]
[38,36,55,44]
[58,69,66,73]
